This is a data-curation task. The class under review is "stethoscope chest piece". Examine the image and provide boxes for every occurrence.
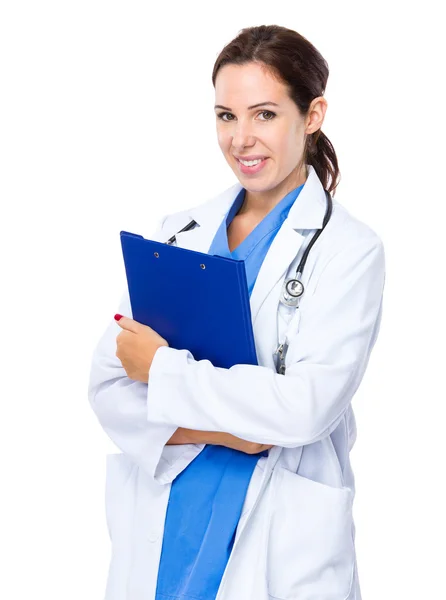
[280,277,304,307]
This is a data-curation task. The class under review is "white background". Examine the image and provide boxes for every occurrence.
[1,1,445,598]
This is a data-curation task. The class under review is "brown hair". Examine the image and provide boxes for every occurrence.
[212,25,340,196]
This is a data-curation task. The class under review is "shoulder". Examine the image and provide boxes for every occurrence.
[319,194,385,258]
[302,194,386,299]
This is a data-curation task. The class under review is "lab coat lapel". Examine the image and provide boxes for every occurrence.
[249,223,305,323]
[173,221,219,254]
[173,165,328,325]
[172,185,236,252]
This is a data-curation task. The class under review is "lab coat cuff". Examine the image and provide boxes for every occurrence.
[147,345,192,424]
[147,345,191,429]
[150,344,191,374]
[147,345,204,485]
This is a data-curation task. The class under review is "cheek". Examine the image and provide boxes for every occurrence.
[217,129,230,150]
[265,124,291,154]
[279,131,301,162]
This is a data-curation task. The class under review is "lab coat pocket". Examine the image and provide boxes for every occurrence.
[267,466,355,600]
[104,452,136,541]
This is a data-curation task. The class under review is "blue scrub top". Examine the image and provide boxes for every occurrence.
[155,182,305,600]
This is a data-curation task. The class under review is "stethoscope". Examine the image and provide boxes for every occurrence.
[279,188,333,308]
[274,189,332,373]
[166,189,333,374]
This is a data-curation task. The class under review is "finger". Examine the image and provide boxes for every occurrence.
[114,314,139,334]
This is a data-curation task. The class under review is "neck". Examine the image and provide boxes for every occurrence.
[239,165,308,218]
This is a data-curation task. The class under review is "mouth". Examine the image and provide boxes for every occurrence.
[235,156,269,175]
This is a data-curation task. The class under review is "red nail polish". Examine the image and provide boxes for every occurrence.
[114,313,123,321]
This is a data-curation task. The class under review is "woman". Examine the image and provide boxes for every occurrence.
[88,25,386,600]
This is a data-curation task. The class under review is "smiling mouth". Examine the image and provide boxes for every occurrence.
[235,156,269,174]
[236,157,268,165]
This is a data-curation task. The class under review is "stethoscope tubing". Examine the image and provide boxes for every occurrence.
[293,189,333,279]
[166,219,198,246]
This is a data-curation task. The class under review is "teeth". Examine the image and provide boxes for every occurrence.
[239,158,263,167]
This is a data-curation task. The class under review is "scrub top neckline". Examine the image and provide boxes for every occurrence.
[225,183,304,260]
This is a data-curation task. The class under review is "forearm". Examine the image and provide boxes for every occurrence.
[167,427,273,454]
[166,427,198,445]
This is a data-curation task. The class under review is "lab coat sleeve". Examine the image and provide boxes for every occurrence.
[87,217,206,485]
[146,233,386,447]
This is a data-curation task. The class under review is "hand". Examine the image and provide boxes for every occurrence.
[114,314,169,383]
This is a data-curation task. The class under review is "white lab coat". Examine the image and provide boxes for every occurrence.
[88,165,386,600]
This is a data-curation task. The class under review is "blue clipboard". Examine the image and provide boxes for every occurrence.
[120,231,258,369]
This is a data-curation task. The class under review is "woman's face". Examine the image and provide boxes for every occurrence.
[214,62,325,201]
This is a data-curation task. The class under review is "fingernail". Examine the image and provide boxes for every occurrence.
[114,314,123,321]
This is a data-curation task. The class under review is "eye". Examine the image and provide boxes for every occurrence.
[258,110,276,120]
[216,110,276,122]
[217,112,235,122]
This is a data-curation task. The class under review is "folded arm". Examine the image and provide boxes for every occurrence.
[87,215,269,485]
[87,215,204,484]
[88,285,269,484]
[146,234,386,448]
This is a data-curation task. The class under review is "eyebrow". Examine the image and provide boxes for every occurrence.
[214,101,279,111]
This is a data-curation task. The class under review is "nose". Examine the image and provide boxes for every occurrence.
[230,119,256,151]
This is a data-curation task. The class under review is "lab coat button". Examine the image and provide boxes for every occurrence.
[147,531,160,542]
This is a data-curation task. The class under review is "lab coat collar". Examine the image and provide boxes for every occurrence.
[173,164,330,324]
[185,164,328,231]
